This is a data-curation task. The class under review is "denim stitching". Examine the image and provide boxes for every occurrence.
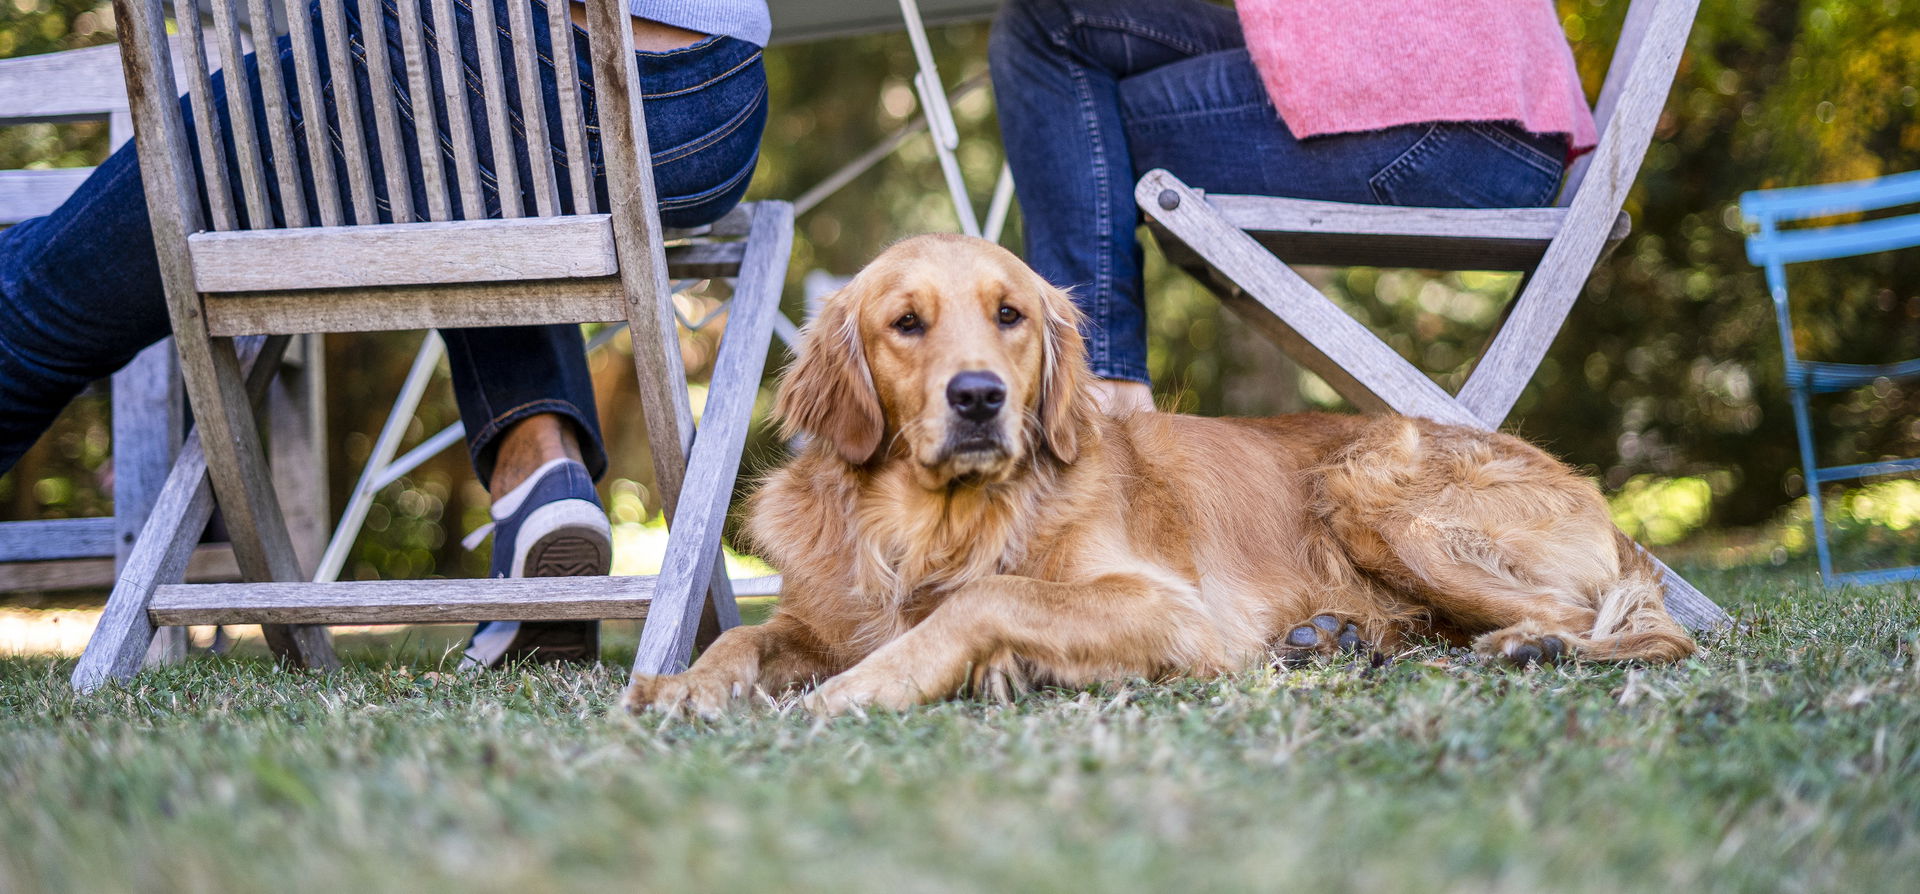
[1367,123,1444,204]
[651,83,765,165]
[1065,53,1113,373]
[658,149,757,210]
[1071,13,1215,58]
[1465,122,1562,178]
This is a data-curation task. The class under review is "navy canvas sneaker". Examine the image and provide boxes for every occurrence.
[459,458,611,669]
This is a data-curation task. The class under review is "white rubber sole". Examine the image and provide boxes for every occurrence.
[509,498,612,578]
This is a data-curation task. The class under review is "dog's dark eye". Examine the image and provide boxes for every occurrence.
[893,313,923,335]
[997,305,1023,327]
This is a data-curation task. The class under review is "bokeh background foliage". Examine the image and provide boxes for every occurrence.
[4,0,1920,583]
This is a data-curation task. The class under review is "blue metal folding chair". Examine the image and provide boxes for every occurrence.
[1741,170,1920,585]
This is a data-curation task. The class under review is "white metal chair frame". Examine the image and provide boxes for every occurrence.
[1136,0,1729,630]
[71,0,794,690]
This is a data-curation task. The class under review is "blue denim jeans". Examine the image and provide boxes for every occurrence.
[990,0,1569,384]
[0,0,767,486]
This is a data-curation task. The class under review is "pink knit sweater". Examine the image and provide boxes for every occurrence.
[1236,0,1598,154]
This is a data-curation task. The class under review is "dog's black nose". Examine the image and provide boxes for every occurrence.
[946,371,1006,422]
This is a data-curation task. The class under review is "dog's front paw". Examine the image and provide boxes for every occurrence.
[623,671,748,718]
[802,672,923,718]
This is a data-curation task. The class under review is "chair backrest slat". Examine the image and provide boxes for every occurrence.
[249,0,310,228]
[317,0,379,222]
[173,0,239,231]
[508,0,561,216]
[206,0,272,228]
[284,3,345,226]
[547,0,595,214]
[358,0,416,222]
[396,0,453,221]
[430,0,488,219]
[468,0,524,218]
[120,0,640,235]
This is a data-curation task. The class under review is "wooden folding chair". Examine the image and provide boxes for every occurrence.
[72,0,792,690]
[1138,0,1727,630]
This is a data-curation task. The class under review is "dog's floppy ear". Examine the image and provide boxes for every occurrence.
[1034,274,1095,464]
[774,289,884,465]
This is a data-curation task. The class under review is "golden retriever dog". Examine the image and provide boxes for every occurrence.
[625,234,1695,718]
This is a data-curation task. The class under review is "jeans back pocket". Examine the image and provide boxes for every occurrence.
[1368,122,1566,208]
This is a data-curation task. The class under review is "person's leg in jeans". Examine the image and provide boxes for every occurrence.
[990,0,1567,412]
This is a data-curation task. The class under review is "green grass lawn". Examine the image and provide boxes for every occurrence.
[3,569,1916,893]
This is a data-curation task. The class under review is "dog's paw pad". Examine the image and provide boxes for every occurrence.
[1281,615,1369,658]
[1495,633,1568,667]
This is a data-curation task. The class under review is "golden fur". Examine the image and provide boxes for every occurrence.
[625,235,1695,717]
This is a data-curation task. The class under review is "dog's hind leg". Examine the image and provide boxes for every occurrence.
[1318,419,1695,665]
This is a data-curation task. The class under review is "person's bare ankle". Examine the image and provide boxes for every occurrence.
[490,413,584,494]
[1089,380,1154,415]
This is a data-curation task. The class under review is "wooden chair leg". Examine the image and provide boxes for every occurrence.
[172,331,338,670]
[633,202,793,675]
[75,336,300,691]
[112,338,189,665]
[1139,171,1729,630]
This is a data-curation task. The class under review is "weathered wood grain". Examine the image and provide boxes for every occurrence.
[396,0,451,221]
[0,169,97,224]
[469,0,523,218]
[318,0,377,222]
[546,0,593,213]
[206,0,272,228]
[248,0,308,228]
[189,215,619,291]
[284,0,345,226]
[359,0,416,223]
[1141,172,1481,426]
[634,201,794,675]
[149,574,658,626]
[71,335,289,691]
[173,0,238,231]
[0,546,236,596]
[430,0,486,219]
[0,518,118,562]
[507,0,560,216]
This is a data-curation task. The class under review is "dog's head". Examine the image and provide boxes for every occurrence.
[775,234,1094,488]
